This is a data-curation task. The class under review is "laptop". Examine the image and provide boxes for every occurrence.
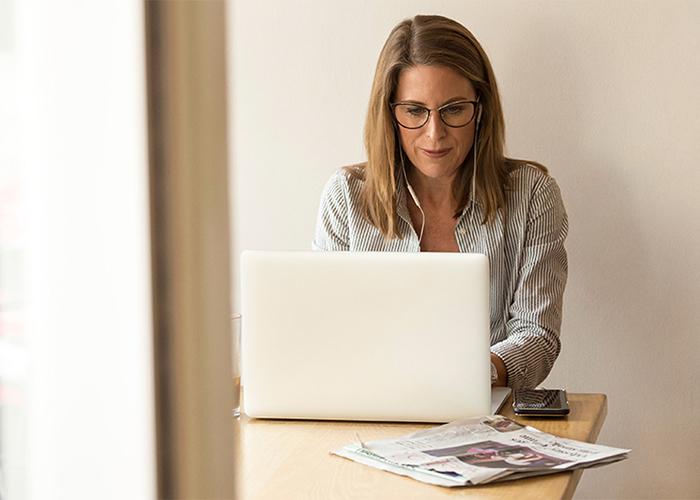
[240,250,506,422]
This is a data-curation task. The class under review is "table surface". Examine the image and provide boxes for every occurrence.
[234,393,607,500]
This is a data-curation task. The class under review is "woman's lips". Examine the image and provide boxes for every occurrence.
[420,148,451,158]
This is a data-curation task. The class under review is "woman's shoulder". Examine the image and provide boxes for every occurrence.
[506,161,560,195]
[341,163,366,183]
[505,161,565,219]
[324,163,366,191]
[507,160,550,183]
[320,163,366,203]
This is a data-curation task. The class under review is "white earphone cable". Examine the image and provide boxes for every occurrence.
[400,152,425,245]
[469,103,481,229]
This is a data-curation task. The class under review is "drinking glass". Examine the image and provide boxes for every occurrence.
[231,313,242,417]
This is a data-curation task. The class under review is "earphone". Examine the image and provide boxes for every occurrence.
[400,151,426,244]
[468,101,482,229]
[405,175,422,209]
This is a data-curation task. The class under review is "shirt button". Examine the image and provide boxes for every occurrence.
[458,227,467,235]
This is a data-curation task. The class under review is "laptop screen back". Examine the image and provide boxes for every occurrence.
[240,250,491,422]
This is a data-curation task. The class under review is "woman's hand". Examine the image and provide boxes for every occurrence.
[490,352,507,387]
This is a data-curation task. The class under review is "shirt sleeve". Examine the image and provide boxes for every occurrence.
[312,170,351,251]
[490,175,568,389]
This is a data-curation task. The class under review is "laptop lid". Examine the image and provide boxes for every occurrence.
[240,250,491,422]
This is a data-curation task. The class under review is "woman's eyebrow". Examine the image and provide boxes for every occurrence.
[395,97,472,106]
[394,99,426,105]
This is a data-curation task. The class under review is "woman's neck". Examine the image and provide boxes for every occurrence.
[405,167,459,212]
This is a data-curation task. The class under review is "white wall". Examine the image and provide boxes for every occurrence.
[229,1,700,498]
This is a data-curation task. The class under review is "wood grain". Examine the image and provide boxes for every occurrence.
[234,393,607,499]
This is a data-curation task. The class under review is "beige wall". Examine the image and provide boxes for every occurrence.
[229,1,700,498]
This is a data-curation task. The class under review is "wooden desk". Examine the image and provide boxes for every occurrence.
[235,393,607,500]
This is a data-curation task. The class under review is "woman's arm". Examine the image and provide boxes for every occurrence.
[490,174,568,389]
[312,170,351,251]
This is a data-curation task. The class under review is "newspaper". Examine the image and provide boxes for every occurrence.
[331,415,629,487]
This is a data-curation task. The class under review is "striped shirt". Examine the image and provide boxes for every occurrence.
[312,164,568,390]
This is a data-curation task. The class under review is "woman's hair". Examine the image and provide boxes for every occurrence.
[349,14,544,240]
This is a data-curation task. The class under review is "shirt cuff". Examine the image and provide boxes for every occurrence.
[490,344,529,390]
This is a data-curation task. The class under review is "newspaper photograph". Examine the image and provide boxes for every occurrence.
[331,416,629,487]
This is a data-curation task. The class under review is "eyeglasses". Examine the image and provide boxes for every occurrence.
[391,100,478,129]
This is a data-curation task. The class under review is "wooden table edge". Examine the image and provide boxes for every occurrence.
[236,393,608,500]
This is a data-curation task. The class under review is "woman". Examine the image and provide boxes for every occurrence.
[313,15,567,390]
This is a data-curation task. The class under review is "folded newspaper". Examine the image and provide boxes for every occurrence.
[331,415,629,487]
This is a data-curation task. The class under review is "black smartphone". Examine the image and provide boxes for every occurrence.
[512,389,570,417]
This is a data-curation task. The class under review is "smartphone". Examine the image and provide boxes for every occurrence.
[512,389,570,416]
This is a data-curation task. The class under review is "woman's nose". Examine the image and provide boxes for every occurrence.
[424,111,447,140]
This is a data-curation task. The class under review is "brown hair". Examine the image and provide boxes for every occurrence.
[349,14,545,240]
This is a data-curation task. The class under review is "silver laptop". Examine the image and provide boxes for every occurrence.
[240,250,495,422]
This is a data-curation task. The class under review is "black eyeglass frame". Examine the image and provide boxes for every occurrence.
[390,100,479,129]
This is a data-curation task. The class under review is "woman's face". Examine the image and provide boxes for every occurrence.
[394,65,478,183]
